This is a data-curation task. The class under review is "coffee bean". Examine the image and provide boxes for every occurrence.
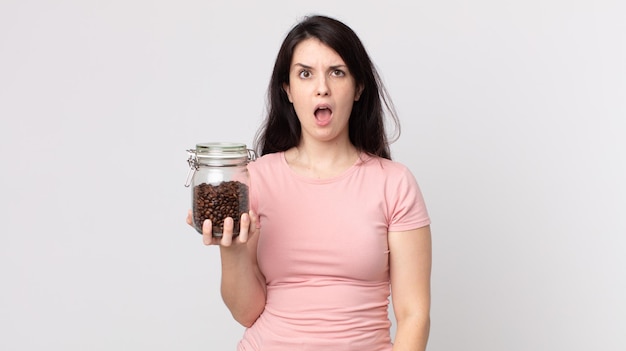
[192,180,249,236]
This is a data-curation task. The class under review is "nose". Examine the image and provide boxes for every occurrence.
[316,76,330,96]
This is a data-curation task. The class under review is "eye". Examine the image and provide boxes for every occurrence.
[331,69,346,77]
[298,70,312,79]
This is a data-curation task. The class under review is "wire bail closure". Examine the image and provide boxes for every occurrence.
[184,149,199,188]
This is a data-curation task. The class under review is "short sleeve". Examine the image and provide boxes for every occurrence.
[386,165,430,232]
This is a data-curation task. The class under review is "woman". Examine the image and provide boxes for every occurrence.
[188,15,432,351]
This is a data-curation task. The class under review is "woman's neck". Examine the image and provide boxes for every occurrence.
[284,140,359,179]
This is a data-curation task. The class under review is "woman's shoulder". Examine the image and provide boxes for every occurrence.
[247,152,284,171]
[360,154,412,175]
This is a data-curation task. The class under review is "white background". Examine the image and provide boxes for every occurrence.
[1,0,625,350]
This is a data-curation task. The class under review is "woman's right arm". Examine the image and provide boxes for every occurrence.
[187,210,267,327]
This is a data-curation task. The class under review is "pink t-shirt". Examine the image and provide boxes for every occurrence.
[239,152,430,351]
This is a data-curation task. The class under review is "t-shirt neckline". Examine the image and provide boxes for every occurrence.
[279,151,371,184]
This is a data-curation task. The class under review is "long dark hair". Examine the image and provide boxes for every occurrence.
[253,15,400,160]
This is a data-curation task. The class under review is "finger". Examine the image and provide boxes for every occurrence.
[249,210,261,230]
[186,209,193,226]
[220,217,234,247]
[238,212,250,243]
[202,219,213,245]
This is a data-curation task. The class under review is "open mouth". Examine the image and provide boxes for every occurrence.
[314,105,333,124]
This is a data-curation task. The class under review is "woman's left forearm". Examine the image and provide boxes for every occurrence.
[392,314,430,351]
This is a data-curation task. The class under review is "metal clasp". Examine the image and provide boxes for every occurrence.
[184,149,198,187]
[247,149,257,162]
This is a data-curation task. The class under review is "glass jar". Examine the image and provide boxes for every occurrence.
[185,142,255,236]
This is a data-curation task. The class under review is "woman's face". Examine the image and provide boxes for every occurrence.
[283,38,362,144]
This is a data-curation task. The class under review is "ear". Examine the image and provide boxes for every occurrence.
[283,83,293,103]
[354,84,364,101]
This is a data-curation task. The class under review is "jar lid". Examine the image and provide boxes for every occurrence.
[188,142,255,167]
[195,142,248,159]
[185,142,255,187]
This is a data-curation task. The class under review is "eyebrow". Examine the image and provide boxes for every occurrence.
[293,63,312,70]
[292,63,348,70]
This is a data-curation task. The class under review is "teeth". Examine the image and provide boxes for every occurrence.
[315,106,331,114]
